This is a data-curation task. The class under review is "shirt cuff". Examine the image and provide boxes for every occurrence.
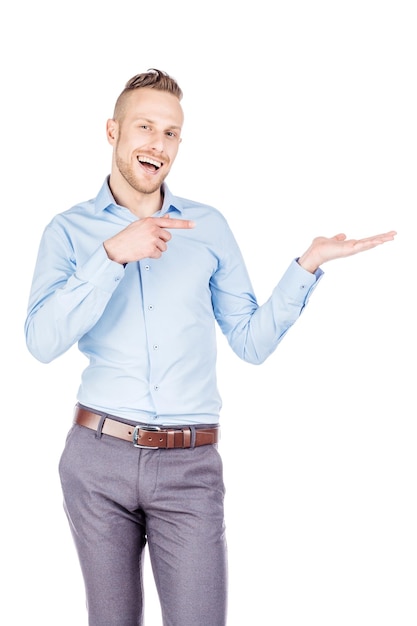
[75,244,125,292]
[278,258,324,305]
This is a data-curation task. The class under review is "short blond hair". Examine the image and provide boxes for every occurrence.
[113,68,183,120]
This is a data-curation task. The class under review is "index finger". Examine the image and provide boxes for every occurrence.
[155,217,195,229]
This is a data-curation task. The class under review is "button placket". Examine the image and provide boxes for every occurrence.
[141,259,162,398]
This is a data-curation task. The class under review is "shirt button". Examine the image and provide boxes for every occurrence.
[154,385,159,391]
[144,264,150,271]
[153,344,159,350]
[148,305,154,311]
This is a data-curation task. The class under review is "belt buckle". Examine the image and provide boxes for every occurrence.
[133,424,161,449]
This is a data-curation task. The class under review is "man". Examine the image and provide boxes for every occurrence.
[24,68,396,626]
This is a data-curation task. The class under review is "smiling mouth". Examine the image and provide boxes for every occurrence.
[138,156,162,172]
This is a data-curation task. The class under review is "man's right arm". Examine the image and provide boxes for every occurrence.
[24,224,124,363]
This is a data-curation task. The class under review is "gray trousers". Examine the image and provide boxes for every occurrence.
[58,421,228,626]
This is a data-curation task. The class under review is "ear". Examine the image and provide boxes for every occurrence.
[106,119,118,145]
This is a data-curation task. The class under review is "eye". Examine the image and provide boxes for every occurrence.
[166,131,177,138]
[140,125,151,130]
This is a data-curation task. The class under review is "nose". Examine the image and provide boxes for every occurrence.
[149,131,165,153]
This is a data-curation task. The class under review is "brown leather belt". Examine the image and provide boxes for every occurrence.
[74,406,219,449]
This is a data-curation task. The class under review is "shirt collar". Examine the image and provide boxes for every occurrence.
[94,176,183,217]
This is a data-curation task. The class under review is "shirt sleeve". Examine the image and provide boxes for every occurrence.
[24,223,125,363]
[210,224,323,364]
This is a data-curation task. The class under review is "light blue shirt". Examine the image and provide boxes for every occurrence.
[25,178,323,425]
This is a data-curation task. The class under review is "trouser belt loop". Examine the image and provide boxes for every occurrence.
[95,415,106,439]
[190,425,197,448]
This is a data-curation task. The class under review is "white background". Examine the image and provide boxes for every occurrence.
[1,1,415,624]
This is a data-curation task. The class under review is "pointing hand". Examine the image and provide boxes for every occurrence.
[104,216,195,264]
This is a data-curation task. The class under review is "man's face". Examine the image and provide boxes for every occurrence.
[108,87,183,195]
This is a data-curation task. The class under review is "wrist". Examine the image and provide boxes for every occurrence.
[297,250,320,274]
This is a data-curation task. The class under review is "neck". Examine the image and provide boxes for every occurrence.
[109,177,164,218]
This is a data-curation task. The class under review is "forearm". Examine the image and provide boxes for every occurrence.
[25,243,124,363]
[219,260,323,364]
[25,277,114,363]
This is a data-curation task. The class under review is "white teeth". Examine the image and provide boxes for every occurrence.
[138,156,162,168]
